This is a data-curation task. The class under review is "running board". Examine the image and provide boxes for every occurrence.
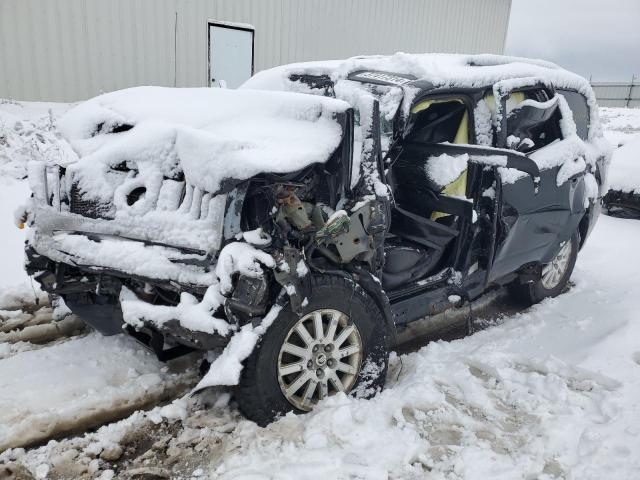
[395,287,507,345]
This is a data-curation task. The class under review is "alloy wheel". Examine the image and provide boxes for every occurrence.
[277,308,363,411]
[541,241,573,289]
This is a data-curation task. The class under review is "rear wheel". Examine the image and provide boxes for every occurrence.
[509,231,579,306]
[236,275,390,426]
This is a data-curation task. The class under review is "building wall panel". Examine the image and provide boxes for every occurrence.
[0,0,512,102]
[591,82,640,108]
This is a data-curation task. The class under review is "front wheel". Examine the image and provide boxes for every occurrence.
[509,231,579,306]
[236,275,390,426]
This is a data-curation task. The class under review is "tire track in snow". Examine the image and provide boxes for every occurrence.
[0,306,88,360]
[0,331,200,452]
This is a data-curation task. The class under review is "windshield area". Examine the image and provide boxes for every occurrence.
[338,81,403,156]
[283,71,407,191]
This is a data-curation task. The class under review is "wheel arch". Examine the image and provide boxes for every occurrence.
[342,268,397,348]
[578,212,589,250]
[279,269,396,347]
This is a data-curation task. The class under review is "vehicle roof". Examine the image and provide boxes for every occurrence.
[242,53,595,103]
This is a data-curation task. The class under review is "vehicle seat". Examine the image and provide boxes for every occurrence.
[381,206,461,290]
[381,238,444,290]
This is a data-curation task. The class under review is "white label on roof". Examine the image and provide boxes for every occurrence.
[351,71,413,86]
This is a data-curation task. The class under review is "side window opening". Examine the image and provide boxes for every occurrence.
[507,98,563,152]
[406,99,470,145]
[485,89,563,152]
[557,89,590,140]
[399,98,472,221]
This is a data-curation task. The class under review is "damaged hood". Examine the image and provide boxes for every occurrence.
[58,86,350,196]
[28,87,349,256]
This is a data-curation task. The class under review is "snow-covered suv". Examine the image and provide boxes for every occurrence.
[23,54,610,425]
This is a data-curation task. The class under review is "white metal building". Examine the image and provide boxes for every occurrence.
[0,0,512,102]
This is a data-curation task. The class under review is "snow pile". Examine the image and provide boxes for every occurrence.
[120,286,231,336]
[425,153,469,188]
[607,135,640,193]
[195,304,283,389]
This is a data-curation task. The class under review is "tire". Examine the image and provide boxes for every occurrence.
[236,274,390,426]
[508,231,579,306]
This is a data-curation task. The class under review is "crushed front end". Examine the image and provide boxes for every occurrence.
[24,159,233,357]
[22,86,387,362]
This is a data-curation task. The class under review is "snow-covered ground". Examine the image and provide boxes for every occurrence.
[0,332,197,452]
[599,107,640,147]
[2,214,639,479]
[1,100,640,479]
[208,214,640,479]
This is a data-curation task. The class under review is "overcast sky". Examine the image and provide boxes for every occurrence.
[505,0,640,82]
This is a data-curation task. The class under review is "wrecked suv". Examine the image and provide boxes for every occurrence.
[23,54,610,425]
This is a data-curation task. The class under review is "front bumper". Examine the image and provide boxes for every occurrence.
[26,247,230,354]
[28,227,217,288]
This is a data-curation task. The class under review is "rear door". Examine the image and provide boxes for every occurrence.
[487,85,587,283]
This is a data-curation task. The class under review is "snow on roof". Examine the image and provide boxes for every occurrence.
[242,53,601,139]
[244,52,611,190]
[242,53,591,96]
[58,86,350,196]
